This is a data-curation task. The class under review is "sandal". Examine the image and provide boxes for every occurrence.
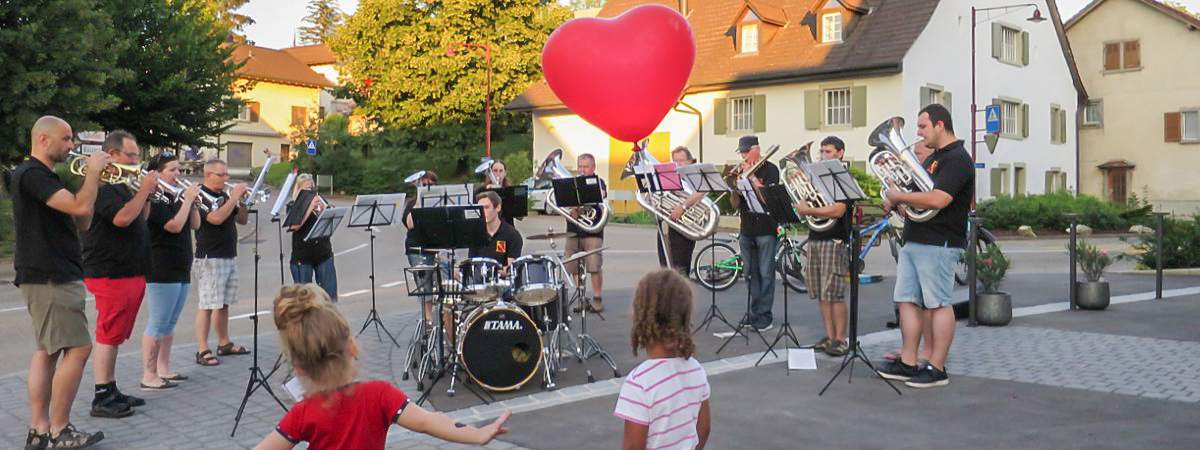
[195,350,220,366]
[217,342,251,356]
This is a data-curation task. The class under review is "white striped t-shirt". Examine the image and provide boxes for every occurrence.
[614,357,710,450]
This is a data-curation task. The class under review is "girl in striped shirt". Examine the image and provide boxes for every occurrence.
[615,270,712,450]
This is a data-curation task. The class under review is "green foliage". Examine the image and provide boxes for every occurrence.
[848,166,882,203]
[976,243,1011,294]
[0,0,128,165]
[184,0,255,43]
[299,0,344,45]
[569,0,606,10]
[610,210,657,225]
[1122,214,1200,270]
[1071,239,1115,282]
[977,192,1149,231]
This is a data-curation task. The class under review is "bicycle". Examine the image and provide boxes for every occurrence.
[692,225,807,292]
[856,210,995,286]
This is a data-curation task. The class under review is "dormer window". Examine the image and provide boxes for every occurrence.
[741,23,759,53]
[822,12,842,43]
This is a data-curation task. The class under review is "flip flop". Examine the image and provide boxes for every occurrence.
[217,342,252,356]
[195,350,220,366]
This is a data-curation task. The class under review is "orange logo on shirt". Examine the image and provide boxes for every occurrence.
[496,241,506,253]
[928,160,939,174]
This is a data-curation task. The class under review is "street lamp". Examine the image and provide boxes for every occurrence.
[971,3,1046,163]
[447,42,494,158]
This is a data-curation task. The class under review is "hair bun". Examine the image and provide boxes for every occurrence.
[273,284,322,329]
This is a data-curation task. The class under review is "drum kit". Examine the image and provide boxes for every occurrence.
[405,230,621,405]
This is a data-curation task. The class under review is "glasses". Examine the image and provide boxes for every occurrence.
[211,172,229,177]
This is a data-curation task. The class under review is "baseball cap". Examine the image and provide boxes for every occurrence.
[736,135,759,153]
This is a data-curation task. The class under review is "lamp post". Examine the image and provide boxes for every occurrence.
[971,3,1045,163]
[447,42,494,158]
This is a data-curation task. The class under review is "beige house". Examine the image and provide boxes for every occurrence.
[1067,0,1200,212]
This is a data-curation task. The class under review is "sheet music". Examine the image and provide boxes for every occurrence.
[810,161,867,201]
[737,178,765,214]
[633,164,659,192]
[270,170,298,217]
[417,183,472,207]
[677,164,729,193]
[304,206,347,241]
[654,163,683,191]
[246,156,273,207]
[348,193,406,227]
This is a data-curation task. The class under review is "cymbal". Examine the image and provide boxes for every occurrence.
[562,246,608,265]
[526,231,577,240]
[406,247,455,253]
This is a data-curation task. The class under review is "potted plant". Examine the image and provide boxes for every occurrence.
[1072,239,1114,310]
[975,243,1012,326]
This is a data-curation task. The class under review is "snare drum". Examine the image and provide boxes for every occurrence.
[458,302,543,391]
[511,255,561,306]
[459,258,502,301]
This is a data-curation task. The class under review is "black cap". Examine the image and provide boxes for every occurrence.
[736,135,759,153]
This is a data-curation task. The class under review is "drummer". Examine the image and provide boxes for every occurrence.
[468,191,523,273]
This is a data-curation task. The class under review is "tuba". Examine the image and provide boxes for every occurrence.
[780,142,837,231]
[474,158,503,187]
[537,149,610,233]
[867,116,937,222]
[619,145,719,240]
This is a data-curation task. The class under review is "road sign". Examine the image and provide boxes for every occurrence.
[975,162,986,169]
[985,105,1001,134]
[306,139,317,156]
[985,134,1000,154]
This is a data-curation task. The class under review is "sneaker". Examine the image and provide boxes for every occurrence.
[824,340,848,357]
[753,323,773,333]
[589,299,604,313]
[113,389,145,407]
[807,337,831,351]
[89,398,134,419]
[25,428,49,450]
[48,424,104,449]
[876,360,921,381]
[905,365,950,388]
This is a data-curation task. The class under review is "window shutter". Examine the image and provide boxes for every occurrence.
[943,91,953,114]
[1165,112,1181,142]
[1104,43,1120,71]
[249,102,260,122]
[920,87,931,108]
[805,90,821,130]
[1050,107,1059,143]
[1021,103,1029,138]
[1060,172,1068,192]
[851,85,867,127]
[753,94,767,132]
[714,98,728,135]
[1059,109,1068,143]
[1021,31,1030,66]
[1123,40,1140,68]
[992,23,1003,60]
[991,168,1003,197]
[1045,171,1055,193]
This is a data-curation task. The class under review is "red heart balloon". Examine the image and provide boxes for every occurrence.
[542,5,695,143]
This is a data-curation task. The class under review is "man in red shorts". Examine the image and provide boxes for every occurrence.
[83,131,160,419]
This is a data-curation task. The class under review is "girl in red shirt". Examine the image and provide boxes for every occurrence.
[254,284,511,450]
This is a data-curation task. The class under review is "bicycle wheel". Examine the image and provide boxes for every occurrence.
[776,241,807,293]
[955,234,990,286]
[694,242,740,291]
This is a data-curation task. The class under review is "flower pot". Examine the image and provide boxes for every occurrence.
[1076,281,1110,310]
[976,292,1012,326]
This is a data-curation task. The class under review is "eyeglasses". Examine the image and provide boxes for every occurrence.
[211,172,229,177]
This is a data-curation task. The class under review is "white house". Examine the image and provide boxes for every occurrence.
[507,0,1085,212]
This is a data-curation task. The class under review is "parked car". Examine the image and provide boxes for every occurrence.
[522,176,555,215]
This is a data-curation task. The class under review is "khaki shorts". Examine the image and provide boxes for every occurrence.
[21,281,91,354]
[564,236,603,274]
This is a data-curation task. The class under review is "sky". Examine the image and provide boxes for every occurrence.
[240,0,1200,50]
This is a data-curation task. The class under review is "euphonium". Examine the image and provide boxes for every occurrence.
[619,146,719,240]
[866,116,938,222]
[536,149,610,233]
[780,142,837,232]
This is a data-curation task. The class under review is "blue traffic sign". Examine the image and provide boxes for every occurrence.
[985,105,1001,134]
[306,139,317,156]
[975,162,986,169]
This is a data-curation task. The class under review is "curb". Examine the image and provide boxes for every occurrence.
[1111,268,1200,276]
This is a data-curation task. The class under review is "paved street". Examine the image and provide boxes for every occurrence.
[0,212,1196,448]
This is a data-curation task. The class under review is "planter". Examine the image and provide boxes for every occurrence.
[1076,281,1110,310]
[976,292,1012,326]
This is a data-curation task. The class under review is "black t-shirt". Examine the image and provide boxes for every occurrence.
[402,198,432,256]
[807,200,851,241]
[565,177,607,238]
[468,221,523,264]
[146,200,193,283]
[10,159,83,285]
[195,186,240,258]
[738,161,781,237]
[82,183,150,278]
[289,201,334,265]
[902,140,974,248]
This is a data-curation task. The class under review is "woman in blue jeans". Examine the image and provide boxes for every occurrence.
[142,153,202,387]
[289,174,338,301]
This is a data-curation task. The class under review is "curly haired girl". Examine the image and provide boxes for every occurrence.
[254,284,511,450]
[615,270,711,450]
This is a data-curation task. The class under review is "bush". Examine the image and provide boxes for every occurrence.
[977,192,1149,231]
[1072,239,1115,282]
[610,210,657,225]
[976,243,1011,293]
[1123,214,1200,269]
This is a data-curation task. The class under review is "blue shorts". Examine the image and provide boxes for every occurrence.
[893,242,964,309]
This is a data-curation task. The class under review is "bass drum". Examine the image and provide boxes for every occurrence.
[458,302,543,391]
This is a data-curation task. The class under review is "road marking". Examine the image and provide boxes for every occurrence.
[0,296,95,313]
[334,243,368,257]
[343,289,371,297]
[381,280,406,288]
[231,310,272,320]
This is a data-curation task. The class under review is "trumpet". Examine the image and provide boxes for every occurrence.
[66,151,142,186]
[155,178,218,213]
[223,181,270,207]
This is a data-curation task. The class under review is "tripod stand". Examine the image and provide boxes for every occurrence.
[349,198,402,348]
[694,230,734,334]
[754,184,805,368]
[415,264,492,405]
[559,249,619,383]
[231,210,288,437]
[716,269,774,354]
[536,236,585,390]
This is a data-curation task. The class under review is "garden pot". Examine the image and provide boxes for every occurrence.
[1076,281,1110,310]
[976,292,1012,326]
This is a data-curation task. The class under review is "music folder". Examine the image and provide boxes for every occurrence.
[482,185,529,219]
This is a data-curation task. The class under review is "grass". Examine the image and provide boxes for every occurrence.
[610,210,658,225]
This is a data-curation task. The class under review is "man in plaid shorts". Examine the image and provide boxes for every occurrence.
[193,160,250,367]
[793,136,851,356]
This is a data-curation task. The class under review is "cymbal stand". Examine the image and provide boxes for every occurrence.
[539,234,584,390]
[575,268,620,382]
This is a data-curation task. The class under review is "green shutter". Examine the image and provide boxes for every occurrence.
[1021,31,1030,66]
[753,94,767,132]
[1021,103,1029,138]
[991,168,1003,197]
[1060,172,1067,192]
[992,23,1003,60]
[920,86,931,108]
[943,91,953,114]
[804,90,820,130]
[1045,171,1055,193]
[714,98,728,135]
[1060,109,1068,143]
[1050,107,1059,143]
[851,85,867,127]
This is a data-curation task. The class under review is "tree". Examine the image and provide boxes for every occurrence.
[299,0,345,45]
[1164,1,1199,17]
[186,0,256,44]
[0,0,129,165]
[569,0,606,11]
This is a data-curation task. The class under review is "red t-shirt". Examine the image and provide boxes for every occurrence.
[275,381,410,449]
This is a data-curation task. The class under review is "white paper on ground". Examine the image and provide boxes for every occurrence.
[283,376,305,402]
[712,331,737,338]
[788,348,818,370]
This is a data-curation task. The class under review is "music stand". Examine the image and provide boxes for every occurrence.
[752,184,802,368]
[482,185,529,223]
[678,164,736,335]
[270,170,298,286]
[634,162,683,269]
[230,208,287,436]
[551,175,604,207]
[816,162,901,396]
[418,183,472,207]
[348,193,406,348]
[304,206,346,242]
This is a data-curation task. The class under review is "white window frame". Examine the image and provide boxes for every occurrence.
[1001,100,1019,136]
[1084,100,1103,127]
[824,88,851,127]
[741,23,759,53]
[730,96,754,132]
[236,105,252,122]
[1183,110,1200,143]
[1000,26,1020,65]
[822,13,842,43]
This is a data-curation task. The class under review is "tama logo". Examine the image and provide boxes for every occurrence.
[483,320,523,331]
